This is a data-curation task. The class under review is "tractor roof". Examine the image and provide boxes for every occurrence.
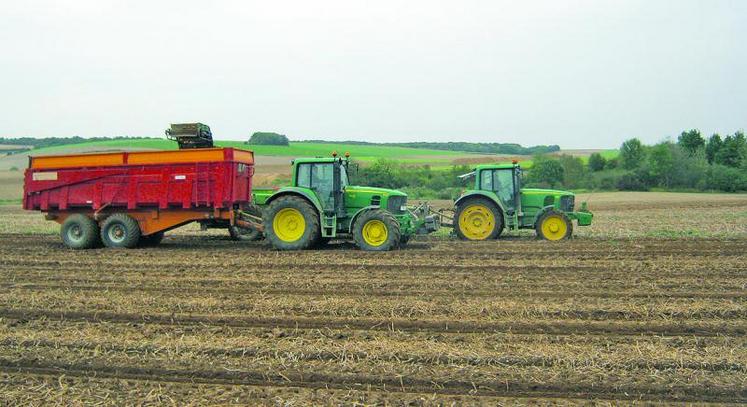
[473,163,519,171]
[291,157,346,165]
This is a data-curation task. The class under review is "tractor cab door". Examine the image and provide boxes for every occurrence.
[295,162,347,217]
[479,168,517,212]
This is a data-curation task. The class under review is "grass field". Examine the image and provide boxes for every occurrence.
[0,192,745,404]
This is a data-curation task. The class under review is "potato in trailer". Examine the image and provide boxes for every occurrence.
[23,147,257,249]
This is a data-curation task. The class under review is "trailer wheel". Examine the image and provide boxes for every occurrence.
[454,197,503,241]
[101,213,141,248]
[536,209,573,241]
[139,231,165,247]
[228,225,262,241]
[353,209,401,251]
[264,196,320,250]
[61,214,100,249]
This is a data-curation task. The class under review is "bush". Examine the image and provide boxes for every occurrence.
[588,153,606,172]
[706,165,747,192]
[246,132,289,146]
[526,156,564,188]
[9,166,19,171]
[617,170,650,191]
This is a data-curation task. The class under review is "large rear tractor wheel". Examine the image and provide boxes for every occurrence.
[264,196,320,250]
[100,213,141,249]
[353,209,401,251]
[536,210,573,241]
[61,214,100,249]
[138,231,165,247]
[454,198,503,241]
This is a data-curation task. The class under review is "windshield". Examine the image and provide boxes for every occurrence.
[340,164,349,188]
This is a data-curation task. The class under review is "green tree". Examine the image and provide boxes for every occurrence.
[527,156,564,188]
[647,142,675,187]
[587,152,606,172]
[558,154,586,189]
[677,129,705,156]
[705,134,722,164]
[620,138,645,170]
[247,132,289,146]
[715,132,746,167]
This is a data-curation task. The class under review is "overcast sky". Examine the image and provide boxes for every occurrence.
[1,1,745,148]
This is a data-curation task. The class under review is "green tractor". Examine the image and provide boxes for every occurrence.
[451,163,593,241]
[232,154,439,251]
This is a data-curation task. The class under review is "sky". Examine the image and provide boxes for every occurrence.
[1,0,745,148]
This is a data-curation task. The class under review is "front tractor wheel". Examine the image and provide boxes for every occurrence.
[264,196,320,250]
[61,214,100,249]
[100,213,141,249]
[454,198,503,241]
[536,210,573,241]
[353,210,401,251]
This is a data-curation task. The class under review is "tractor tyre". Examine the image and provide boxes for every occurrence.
[138,231,165,247]
[61,214,100,249]
[263,196,320,250]
[535,209,573,241]
[100,213,141,249]
[353,209,401,251]
[228,225,263,241]
[454,197,503,241]
[229,205,264,241]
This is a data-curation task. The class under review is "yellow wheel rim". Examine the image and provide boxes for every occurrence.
[362,219,388,247]
[458,204,495,240]
[272,208,306,242]
[541,215,568,241]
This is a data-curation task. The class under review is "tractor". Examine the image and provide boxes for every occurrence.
[450,162,592,240]
[231,154,439,251]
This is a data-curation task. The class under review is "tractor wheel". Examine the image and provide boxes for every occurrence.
[100,213,141,249]
[228,225,262,241]
[263,196,320,250]
[353,209,401,251]
[138,231,165,247]
[229,205,264,241]
[61,214,100,249]
[536,210,573,241]
[454,197,503,241]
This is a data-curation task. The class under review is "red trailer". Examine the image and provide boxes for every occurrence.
[23,147,255,249]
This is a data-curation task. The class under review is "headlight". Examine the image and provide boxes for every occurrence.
[400,205,407,212]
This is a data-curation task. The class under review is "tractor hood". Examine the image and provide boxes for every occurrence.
[345,185,407,197]
[520,188,574,197]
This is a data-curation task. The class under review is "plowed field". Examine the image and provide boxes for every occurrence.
[1,192,746,405]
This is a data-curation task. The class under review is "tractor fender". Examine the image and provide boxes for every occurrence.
[454,191,507,225]
[265,189,323,216]
[533,205,559,227]
[348,205,381,233]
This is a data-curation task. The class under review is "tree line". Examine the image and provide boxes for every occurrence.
[355,129,747,199]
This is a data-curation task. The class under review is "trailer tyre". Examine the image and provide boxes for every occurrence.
[264,196,320,250]
[61,214,100,249]
[138,231,165,247]
[454,197,503,241]
[535,209,573,241]
[229,205,263,241]
[353,209,401,251]
[101,213,141,249]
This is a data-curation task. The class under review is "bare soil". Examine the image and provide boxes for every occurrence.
[0,193,745,404]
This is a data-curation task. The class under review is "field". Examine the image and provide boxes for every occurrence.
[0,192,745,405]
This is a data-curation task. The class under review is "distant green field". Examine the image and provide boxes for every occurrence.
[29,139,465,163]
[24,138,618,167]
